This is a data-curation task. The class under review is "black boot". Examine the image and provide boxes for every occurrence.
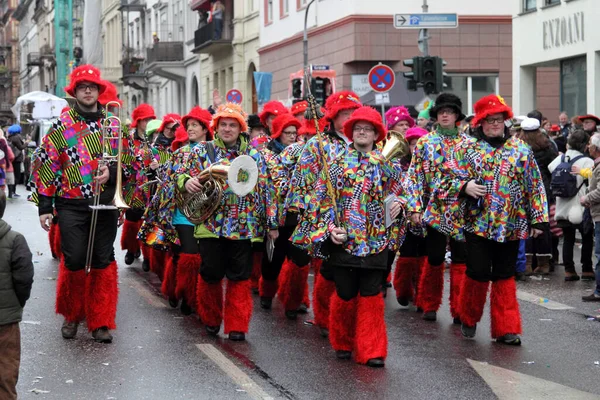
[7,185,13,198]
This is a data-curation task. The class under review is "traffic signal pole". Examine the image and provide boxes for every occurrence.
[303,0,317,99]
[420,0,429,56]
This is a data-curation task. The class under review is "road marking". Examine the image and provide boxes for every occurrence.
[126,277,168,309]
[468,359,600,399]
[196,344,274,400]
[517,290,575,310]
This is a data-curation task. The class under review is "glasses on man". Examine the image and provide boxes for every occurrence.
[437,109,456,116]
[76,84,99,92]
[282,130,297,136]
[485,117,505,125]
[353,126,375,133]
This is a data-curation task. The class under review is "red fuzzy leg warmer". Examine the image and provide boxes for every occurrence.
[416,261,444,313]
[49,223,61,259]
[277,259,309,312]
[120,219,142,253]
[197,278,223,327]
[458,276,489,328]
[150,248,167,281]
[141,245,151,262]
[355,295,388,364]
[302,272,311,308]
[175,253,201,307]
[224,280,253,334]
[55,259,86,323]
[311,258,322,276]
[250,252,262,290]
[313,273,336,329]
[449,263,467,319]
[328,293,357,352]
[393,257,416,301]
[490,278,522,338]
[85,261,119,332]
[259,277,279,298]
[412,257,426,306]
[161,255,178,299]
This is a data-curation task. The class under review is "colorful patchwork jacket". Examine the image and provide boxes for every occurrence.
[440,134,548,242]
[29,107,133,215]
[291,146,406,258]
[177,136,278,241]
[404,126,468,237]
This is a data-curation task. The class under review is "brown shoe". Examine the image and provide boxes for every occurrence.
[533,255,551,275]
[524,254,534,276]
[564,271,580,282]
[61,320,78,339]
[581,272,596,281]
[92,327,113,343]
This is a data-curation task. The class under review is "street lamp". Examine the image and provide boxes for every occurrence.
[303,0,317,98]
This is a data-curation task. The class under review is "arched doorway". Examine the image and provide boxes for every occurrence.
[247,62,257,114]
[191,75,200,106]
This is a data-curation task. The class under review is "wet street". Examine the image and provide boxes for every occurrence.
[6,186,600,400]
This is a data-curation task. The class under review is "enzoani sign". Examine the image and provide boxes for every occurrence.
[543,12,584,50]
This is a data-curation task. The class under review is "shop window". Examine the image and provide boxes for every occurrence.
[561,56,587,118]
[297,0,308,10]
[523,0,537,12]
[445,74,499,115]
[545,0,560,4]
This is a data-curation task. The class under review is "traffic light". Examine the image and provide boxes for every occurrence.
[292,78,303,101]
[402,57,422,92]
[311,77,330,106]
[421,56,447,95]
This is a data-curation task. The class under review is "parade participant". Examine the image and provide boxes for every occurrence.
[259,100,289,134]
[291,100,308,122]
[443,94,548,345]
[578,114,599,136]
[416,102,433,129]
[385,106,414,134]
[392,126,428,307]
[179,103,277,341]
[121,103,156,271]
[296,106,403,367]
[291,90,361,336]
[30,64,131,343]
[6,125,24,197]
[98,81,122,108]
[405,93,468,323]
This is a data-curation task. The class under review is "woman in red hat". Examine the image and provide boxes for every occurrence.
[293,106,404,367]
[444,94,548,346]
[258,100,289,134]
[140,107,213,315]
[290,100,308,122]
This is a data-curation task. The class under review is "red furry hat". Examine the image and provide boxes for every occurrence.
[182,107,213,139]
[98,81,122,106]
[299,116,328,136]
[64,64,107,97]
[131,104,156,129]
[271,113,301,140]
[171,125,189,151]
[325,90,361,121]
[471,94,513,127]
[290,100,308,117]
[158,113,182,133]
[259,101,289,127]
[342,106,386,143]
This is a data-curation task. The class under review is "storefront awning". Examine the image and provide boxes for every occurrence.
[189,0,211,11]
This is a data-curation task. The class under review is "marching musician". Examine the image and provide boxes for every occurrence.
[179,103,278,341]
[290,100,308,123]
[30,65,132,343]
[259,100,289,135]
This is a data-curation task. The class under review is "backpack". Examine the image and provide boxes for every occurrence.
[550,154,585,198]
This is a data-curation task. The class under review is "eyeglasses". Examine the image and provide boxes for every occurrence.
[353,126,375,133]
[484,117,505,125]
[282,130,297,136]
[438,109,456,116]
[76,84,99,92]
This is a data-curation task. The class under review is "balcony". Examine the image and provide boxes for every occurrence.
[192,20,233,55]
[40,44,54,62]
[121,60,147,91]
[119,0,145,12]
[27,52,42,66]
[144,41,185,81]
[101,66,122,83]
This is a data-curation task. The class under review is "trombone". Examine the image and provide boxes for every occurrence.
[84,101,130,274]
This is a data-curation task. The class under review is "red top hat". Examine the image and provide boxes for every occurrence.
[471,94,513,127]
[290,101,308,117]
[550,124,561,132]
[271,113,301,140]
[325,91,361,121]
[158,113,182,133]
[182,107,214,139]
[131,104,156,129]
[64,65,107,97]
[259,101,289,127]
[98,81,122,106]
[342,106,386,144]
[578,114,600,125]
[172,125,190,151]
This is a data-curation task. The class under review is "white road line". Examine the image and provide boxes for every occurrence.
[126,277,168,309]
[196,344,275,400]
[468,359,600,399]
[517,290,575,310]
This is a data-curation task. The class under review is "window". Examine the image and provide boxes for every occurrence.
[297,0,308,10]
[545,0,560,4]
[265,0,273,24]
[445,74,499,115]
[281,0,289,17]
[523,0,536,11]
[561,57,586,118]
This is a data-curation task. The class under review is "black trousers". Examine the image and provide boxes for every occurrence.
[175,225,200,254]
[125,208,144,222]
[465,232,520,282]
[334,267,384,301]
[197,238,252,283]
[12,161,21,186]
[262,226,310,281]
[525,228,552,255]
[562,224,593,273]
[426,225,466,266]
[57,208,118,271]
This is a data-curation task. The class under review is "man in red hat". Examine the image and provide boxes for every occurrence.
[290,90,361,337]
[405,92,468,323]
[29,64,133,343]
[578,114,600,136]
[259,100,289,134]
[442,94,548,345]
[290,100,308,122]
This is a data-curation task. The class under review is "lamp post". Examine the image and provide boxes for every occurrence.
[303,0,317,98]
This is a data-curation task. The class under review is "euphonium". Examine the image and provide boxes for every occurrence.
[382,130,410,161]
[177,155,258,225]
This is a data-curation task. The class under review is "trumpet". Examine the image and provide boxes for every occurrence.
[84,101,129,273]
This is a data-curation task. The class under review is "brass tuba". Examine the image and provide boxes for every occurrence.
[382,130,410,161]
[177,155,258,224]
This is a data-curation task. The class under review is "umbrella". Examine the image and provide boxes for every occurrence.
[11,91,69,123]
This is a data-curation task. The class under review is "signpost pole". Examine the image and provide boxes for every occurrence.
[303,0,317,98]
[420,0,429,56]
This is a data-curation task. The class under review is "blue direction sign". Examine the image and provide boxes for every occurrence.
[368,64,395,93]
[394,13,458,29]
[226,89,243,104]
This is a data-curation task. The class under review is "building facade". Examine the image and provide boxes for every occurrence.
[259,0,558,117]
[0,0,20,123]
[513,0,596,121]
